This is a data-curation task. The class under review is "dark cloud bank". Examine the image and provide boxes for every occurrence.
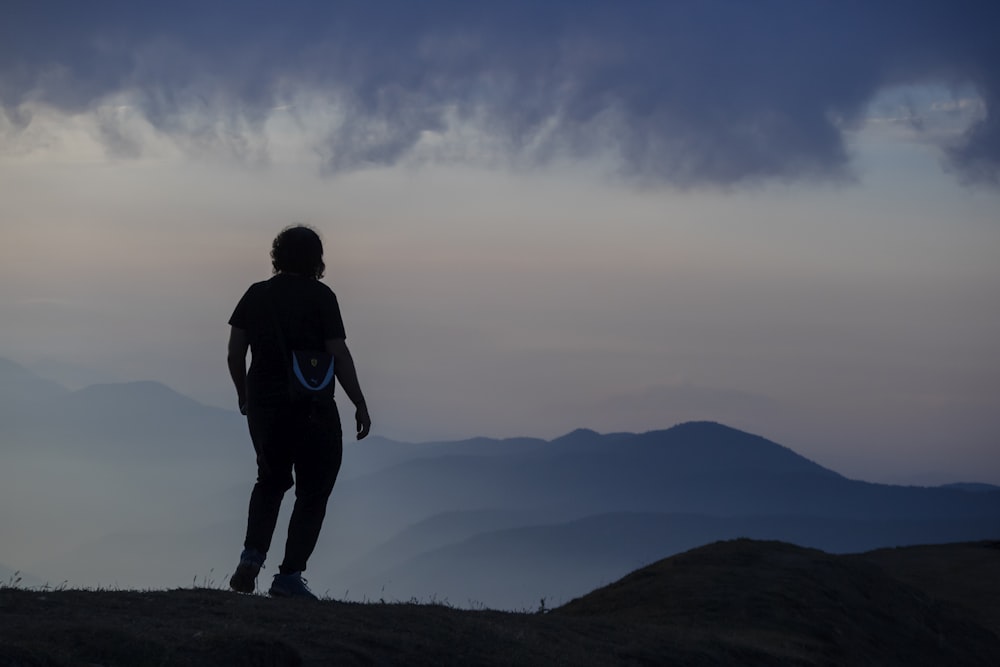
[2,0,998,185]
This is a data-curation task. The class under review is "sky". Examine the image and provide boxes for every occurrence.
[1,0,999,485]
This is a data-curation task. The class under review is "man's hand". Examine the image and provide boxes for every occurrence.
[327,337,371,439]
[355,404,371,440]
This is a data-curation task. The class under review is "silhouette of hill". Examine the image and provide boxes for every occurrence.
[1,540,997,666]
[852,540,1000,637]
[556,539,1000,666]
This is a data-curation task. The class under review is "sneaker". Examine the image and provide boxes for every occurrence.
[229,548,265,593]
[268,572,318,600]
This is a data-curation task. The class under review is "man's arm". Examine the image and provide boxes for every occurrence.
[228,326,250,414]
[326,337,371,439]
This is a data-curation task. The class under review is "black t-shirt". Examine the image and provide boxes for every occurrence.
[229,274,346,397]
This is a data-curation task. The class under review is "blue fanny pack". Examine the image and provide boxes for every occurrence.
[290,350,335,396]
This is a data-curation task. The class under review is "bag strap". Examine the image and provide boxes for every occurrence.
[263,280,291,360]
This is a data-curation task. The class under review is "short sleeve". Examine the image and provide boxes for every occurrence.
[323,290,347,340]
[229,287,254,329]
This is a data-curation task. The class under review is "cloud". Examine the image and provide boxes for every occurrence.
[2,1,998,185]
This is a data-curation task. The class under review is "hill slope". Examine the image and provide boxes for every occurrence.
[1,540,997,667]
[555,538,1000,665]
[852,540,1000,637]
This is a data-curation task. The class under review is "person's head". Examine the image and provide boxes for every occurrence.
[270,225,325,279]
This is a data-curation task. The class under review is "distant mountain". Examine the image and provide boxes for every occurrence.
[45,380,242,453]
[4,358,998,610]
[0,358,70,431]
[317,422,999,608]
[332,509,559,593]
[28,359,118,391]
[342,511,1000,609]
[0,357,69,394]
[940,482,1000,494]
[330,422,1000,539]
[0,358,246,461]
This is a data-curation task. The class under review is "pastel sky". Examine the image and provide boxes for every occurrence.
[1,1,998,484]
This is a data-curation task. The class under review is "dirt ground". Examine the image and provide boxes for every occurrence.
[2,539,997,667]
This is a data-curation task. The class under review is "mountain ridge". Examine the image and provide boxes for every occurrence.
[3,355,998,609]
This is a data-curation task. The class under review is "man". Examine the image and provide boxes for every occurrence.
[226,225,371,599]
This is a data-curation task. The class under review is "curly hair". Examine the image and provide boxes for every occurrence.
[270,225,326,279]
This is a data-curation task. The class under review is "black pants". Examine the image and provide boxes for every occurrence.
[243,397,343,574]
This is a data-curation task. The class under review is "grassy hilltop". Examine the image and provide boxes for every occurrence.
[1,539,998,666]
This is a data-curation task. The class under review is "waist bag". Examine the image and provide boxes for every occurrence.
[290,350,335,397]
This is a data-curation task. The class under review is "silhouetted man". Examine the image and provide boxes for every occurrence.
[227,225,371,599]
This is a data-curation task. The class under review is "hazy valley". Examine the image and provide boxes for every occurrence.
[1,357,998,611]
